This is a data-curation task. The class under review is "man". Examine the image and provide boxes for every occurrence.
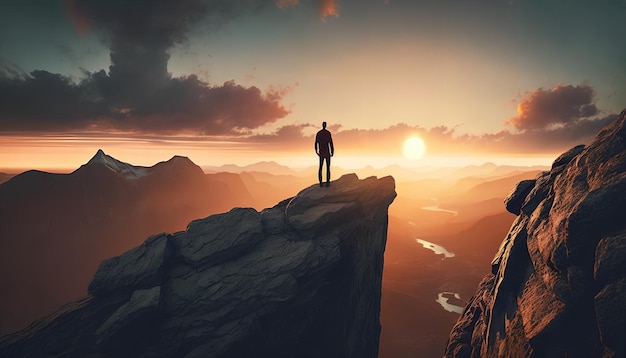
[315,121,334,187]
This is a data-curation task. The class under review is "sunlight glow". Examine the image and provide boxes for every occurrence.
[402,137,426,160]
[0,135,557,173]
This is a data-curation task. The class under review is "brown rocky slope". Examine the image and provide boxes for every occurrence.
[444,109,626,357]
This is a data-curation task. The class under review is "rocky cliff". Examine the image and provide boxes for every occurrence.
[445,110,626,357]
[0,174,396,358]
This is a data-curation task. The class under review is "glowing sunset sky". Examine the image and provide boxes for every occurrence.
[0,0,624,170]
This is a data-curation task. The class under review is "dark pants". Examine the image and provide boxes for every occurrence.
[318,155,331,183]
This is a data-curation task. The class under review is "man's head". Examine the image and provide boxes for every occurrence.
[322,121,327,129]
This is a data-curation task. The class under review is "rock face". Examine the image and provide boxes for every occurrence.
[0,174,396,358]
[445,110,626,357]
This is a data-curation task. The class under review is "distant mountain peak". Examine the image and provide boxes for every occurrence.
[93,148,106,158]
[166,155,193,165]
[86,149,148,179]
[151,155,204,175]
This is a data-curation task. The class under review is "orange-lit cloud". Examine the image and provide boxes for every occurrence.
[318,0,339,21]
[63,0,89,35]
[1,112,616,159]
[274,0,339,20]
[245,113,618,156]
[0,112,619,171]
[509,84,598,131]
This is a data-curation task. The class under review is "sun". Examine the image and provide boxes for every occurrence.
[403,136,426,160]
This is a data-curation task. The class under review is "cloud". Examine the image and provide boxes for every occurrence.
[64,0,89,36]
[243,81,617,155]
[274,0,338,20]
[509,84,598,131]
[1,0,348,134]
[247,123,315,148]
[241,114,618,156]
[454,115,616,154]
[318,0,339,21]
[275,0,299,9]
[0,0,290,135]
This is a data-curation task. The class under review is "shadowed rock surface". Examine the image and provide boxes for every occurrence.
[0,174,396,358]
[445,109,626,357]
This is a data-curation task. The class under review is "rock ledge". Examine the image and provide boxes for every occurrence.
[1,174,396,358]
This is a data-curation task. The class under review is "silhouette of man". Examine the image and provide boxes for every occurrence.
[315,121,334,187]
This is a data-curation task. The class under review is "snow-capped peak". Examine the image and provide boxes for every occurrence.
[86,149,149,179]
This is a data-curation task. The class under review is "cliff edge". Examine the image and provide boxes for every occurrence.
[445,109,626,357]
[0,173,396,358]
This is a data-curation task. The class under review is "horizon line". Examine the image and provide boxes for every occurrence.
[0,154,555,175]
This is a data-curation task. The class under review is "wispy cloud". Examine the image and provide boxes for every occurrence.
[242,108,618,156]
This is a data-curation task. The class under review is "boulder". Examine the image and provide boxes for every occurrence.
[504,179,536,215]
[88,232,170,295]
[171,207,264,268]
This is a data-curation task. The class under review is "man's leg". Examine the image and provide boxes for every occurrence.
[318,155,324,186]
[325,156,331,186]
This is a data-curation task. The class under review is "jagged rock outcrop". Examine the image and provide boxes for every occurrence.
[0,174,396,358]
[445,110,626,357]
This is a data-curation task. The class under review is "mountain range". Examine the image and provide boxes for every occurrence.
[0,150,257,335]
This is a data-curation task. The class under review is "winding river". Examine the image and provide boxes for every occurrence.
[416,238,455,258]
[436,292,464,314]
[420,198,458,216]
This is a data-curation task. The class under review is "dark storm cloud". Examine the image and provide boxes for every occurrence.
[0,68,106,131]
[509,84,598,131]
[0,0,289,134]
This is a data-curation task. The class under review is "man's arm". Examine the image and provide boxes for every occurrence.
[314,133,319,155]
[329,133,334,156]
